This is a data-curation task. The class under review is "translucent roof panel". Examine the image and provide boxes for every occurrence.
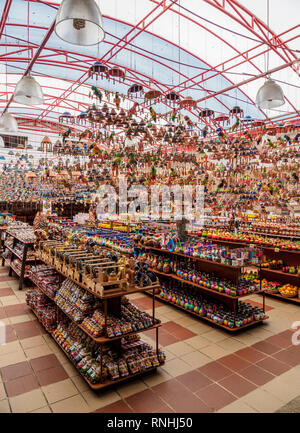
[0,0,298,129]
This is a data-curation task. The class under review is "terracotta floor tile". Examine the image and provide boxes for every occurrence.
[256,357,291,376]
[1,361,33,381]
[198,361,233,382]
[252,341,282,355]
[36,365,68,386]
[218,354,251,372]
[152,378,211,413]
[171,328,197,340]
[272,347,300,367]
[276,330,294,342]
[30,354,61,373]
[0,276,17,282]
[265,335,293,349]
[196,383,237,411]
[235,347,267,363]
[4,374,39,397]
[177,369,213,392]
[0,287,14,297]
[95,400,134,413]
[4,304,28,317]
[125,388,171,413]
[219,373,257,397]
[158,332,180,346]
[13,321,43,339]
[238,364,275,386]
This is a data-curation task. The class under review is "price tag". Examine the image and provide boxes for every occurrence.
[250,244,254,249]
[274,248,279,252]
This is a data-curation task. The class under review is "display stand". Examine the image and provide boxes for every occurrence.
[2,230,35,290]
[27,247,164,390]
[136,244,267,332]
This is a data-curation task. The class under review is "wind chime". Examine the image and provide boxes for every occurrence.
[89,61,109,80]
[166,91,180,107]
[107,67,125,84]
[128,84,144,98]
[229,105,244,132]
[58,112,75,124]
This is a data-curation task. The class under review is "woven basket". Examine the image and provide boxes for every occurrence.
[279,291,297,298]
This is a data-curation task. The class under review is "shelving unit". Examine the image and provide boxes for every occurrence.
[2,230,36,289]
[136,243,267,332]
[26,247,164,390]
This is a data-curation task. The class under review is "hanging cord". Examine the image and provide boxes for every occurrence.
[267,0,270,78]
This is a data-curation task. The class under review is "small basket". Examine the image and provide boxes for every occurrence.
[279,291,297,298]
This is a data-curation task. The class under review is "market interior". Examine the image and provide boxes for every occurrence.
[0,0,299,415]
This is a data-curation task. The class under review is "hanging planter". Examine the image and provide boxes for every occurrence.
[179,96,197,109]
[107,67,125,83]
[89,61,108,79]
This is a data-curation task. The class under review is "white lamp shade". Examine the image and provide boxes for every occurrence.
[256,79,285,109]
[55,0,105,46]
[13,74,44,106]
[0,113,18,132]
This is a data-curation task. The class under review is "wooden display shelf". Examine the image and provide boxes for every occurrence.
[202,237,300,254]
[260,268,300,286]
[9,261,29,279]
[149,268,261,301]
[6,230,35,245]
[245,231,300,240]
[137,244,242,269]
[4,243,36,262]
[149,292,268,332]
[41,256,160,300]
[29,269,162,344]
[136,243,241,283]
[262,291,300,305]
[52,336,163,391]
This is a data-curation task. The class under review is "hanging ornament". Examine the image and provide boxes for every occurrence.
[166,91,180,107]
[179,96,197,109]
[128,84,144,98]
[89,62,108,80]
[107,67,125,84]
[229,106,243,119]
[215,114,229,126]
[114,92,121,110]
[58,112,75,124]
[200,109,214,120]
[144,89,161,105]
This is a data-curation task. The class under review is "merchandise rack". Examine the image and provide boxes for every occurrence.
[2,229,36,289]
[29,272,162,344]
[26,247,164,390]
[136,243,268,331]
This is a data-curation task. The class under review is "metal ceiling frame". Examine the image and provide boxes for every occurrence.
[0,0,298,134]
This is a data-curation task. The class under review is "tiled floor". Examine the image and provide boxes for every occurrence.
[0,265,299,413]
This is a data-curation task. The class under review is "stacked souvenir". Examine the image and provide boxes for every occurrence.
[52,322,165,384]
[25,289,57,332]
[54,279,101,322]
[159,283,266,328]
[29,264,61,299]
[80,297,159,338]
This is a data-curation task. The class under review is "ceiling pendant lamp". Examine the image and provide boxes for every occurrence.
[13,73,44,105]
[256,78,285,109]
[0,113,18,132]
[55,0,105,46]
